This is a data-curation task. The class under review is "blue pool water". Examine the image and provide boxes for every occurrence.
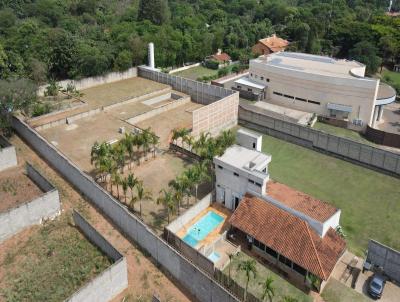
[182,211,224,247]
[208,251,220,263]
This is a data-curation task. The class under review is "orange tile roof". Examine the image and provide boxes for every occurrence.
[211,53,231,62]
[229,194,346,280]
[267,181,338,223]
[258,35,289,52]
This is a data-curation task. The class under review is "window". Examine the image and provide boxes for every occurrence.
[261,76,264,81]
[252,142,256,149]
[265,246,278,258]
[233,172,239,177]
[250,73,253,77]
[293,263,307,276]
[248,179,255,184]
[237,85,242,89]
[296,97,307,102]
[218,165,223,170]
[308,100,320,105]
[255,182,262,188]
[247,88,252,92]
[262,168,266,173]
[254,239,260,248]
[284,94,294,99]
[273,91,283,96]
[266,78,270,82]
[279,255,292,267]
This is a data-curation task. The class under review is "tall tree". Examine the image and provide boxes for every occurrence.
[261,276,275,302]
[138,0,170,25]
[349,41,382,74]
[237,259,257,301]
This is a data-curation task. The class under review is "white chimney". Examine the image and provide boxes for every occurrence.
[148,42,155,69]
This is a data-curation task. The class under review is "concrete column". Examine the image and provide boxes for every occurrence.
[378,105,384,121]
[372,106,379,127]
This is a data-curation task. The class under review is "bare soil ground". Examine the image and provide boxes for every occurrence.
[102,152,199,233]
[5,135,194,301]
[0,166,43,213]
[136,101,203,148]
[29,77,168,128]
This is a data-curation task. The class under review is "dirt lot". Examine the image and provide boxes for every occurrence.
[3,135,194,302]
[136,101,203,148]
[30,77,169,128]
[104,152,196,233]
[0,166,43,213]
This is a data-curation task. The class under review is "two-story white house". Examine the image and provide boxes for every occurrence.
[213,129,271,210]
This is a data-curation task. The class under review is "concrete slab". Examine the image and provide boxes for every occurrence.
[252,101,313,125]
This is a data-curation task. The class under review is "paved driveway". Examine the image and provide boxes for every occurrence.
[355,271,400,302]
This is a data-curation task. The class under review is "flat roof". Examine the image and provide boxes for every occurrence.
[215,144,271,173]
[234,77,266,90]
[237,128,262,140]
[251,52,366,79]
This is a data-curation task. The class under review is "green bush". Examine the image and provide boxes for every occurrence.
[32,103,52,117]
[204,60,219,70]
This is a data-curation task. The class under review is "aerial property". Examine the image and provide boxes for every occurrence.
[233,52,397,129]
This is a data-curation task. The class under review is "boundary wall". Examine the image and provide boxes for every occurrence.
[366,240,400,283]
[12,117,239,302]
[0,163,60,242]
[38,67,138,96]
[67,211,128,302]
[138,67,239,137]
[239,104,400,176]
[169,63,201,74]
[366,125,400,149]
[0,136,18,172]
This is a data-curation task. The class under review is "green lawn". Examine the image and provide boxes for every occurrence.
[382,70,400,86]
[223,252,312,302]
[0,216,112,301]
[313,122,375,146]
[173,66,218,80]
[322,279,371,302]
[254,130,400,256]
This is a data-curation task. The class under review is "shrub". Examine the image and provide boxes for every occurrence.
[32,103,51,117]
[204,60,219,70]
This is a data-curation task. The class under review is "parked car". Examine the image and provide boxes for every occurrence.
[368,274,386,299]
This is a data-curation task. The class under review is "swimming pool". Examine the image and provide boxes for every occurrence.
[208,251,220,263]
[182,211,224,247]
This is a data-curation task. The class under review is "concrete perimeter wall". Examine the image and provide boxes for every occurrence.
[0,163,60,242]
[239,103,400,176]
[167,193,212,233]
[367,240,400,283]
[12,117,239,302]
[67,211,128,302]
[138,67,239,137]
[0,136,17,172]
[38,67,138,96]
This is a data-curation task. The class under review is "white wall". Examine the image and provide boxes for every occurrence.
[38,67,137,96]
[0,145,17,172]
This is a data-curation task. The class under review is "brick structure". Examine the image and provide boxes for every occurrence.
[252,34,289,56]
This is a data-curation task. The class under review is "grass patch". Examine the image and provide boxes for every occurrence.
[313,122,375,146]
[223,252,312,302]
[173,66,218,80]
[321,279,370,302]
[256,131,400,256]
[382,70,400,86]
[0,215,112,301]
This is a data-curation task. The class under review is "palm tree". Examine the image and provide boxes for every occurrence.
[132,133,143,165]
[181,171,195,206]
[111,172,122,199]
[171,128,181,145]
[157,189,175,223]
[150,131,159,158]
[112,142,126,172]
[133,180,153,217]
[127,173,138,207]
[121,177,128,203]
[122,133,135,169]
[193,132,211,154]
[183,134,194,151]
[260,276,275,302]
[91,141,112,179]
[226,252,236,287]
[192,161,211,200]
[282,296,298,302]
[140,128,152,159]
[237,259,257,301]
[105,158,116,189]
[217,129,236,151]
[169,178,185,214]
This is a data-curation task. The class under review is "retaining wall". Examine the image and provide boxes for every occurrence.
[67,211,128,302]
[0,136,17,172]
[12,117,239,302]
[38,67,138,96]
[367,240,400,283]
[126,95,191,125]
[0,163,60,242]
[138,67,239,137]
[239,104,400,176]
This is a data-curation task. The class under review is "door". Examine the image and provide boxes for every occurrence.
[234,196,240,209]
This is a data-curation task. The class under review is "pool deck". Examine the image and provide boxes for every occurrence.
[176,204,231,249]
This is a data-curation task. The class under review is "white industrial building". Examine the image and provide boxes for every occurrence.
[234,52,397,129]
